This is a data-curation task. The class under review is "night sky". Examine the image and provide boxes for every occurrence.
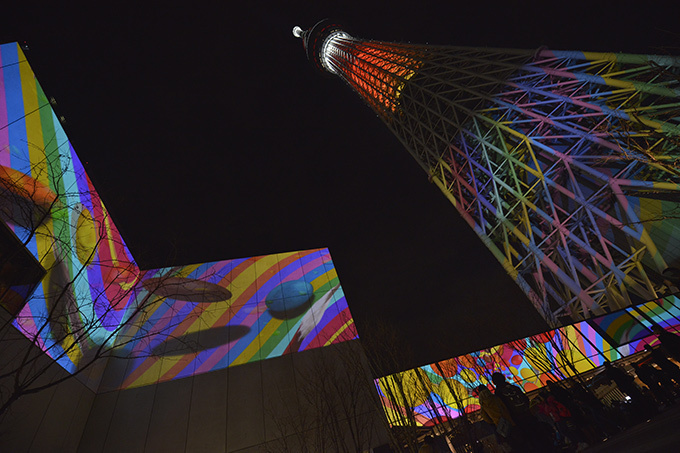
[4,2,680,373]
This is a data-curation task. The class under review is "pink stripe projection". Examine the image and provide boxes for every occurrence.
[0,49,9,168]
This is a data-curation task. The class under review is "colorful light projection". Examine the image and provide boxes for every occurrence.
[376,296,680,427]
[107,249,355,390]
[0,42,357,389]
[0,42,138,375]
[298,24,680,326]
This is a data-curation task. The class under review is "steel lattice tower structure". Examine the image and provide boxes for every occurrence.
[294,22,680,326]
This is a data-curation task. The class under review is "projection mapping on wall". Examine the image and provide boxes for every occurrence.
[376,296,680,427]
[0,42,357,391]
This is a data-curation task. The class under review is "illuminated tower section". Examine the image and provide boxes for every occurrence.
[295,22,680,326]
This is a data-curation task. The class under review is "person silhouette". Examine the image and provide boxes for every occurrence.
[644,343,680,387]
[652,325,680,362]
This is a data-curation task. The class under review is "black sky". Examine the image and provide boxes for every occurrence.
[4,2,680,373]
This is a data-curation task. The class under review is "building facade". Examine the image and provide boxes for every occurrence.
[0,42,387,452]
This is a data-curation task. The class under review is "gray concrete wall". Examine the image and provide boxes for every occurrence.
[1,307,389,453]
[0,312,96,453]
[80,340,389,452]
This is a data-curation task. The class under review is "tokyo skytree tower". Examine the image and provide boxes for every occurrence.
[294,21,680,326]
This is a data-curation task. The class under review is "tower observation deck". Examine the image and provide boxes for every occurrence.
[295,21,680,326]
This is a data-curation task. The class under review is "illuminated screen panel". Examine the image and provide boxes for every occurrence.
[376,296,680,426]
[588,309,651,346]
[0,43,357,391]
[622,298,680,354]
[631,298,680,332]
[576,320,621,363]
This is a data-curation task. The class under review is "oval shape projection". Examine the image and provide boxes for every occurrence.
[143,277,232,303]
[265,280,314,313]
[73,205,98,266]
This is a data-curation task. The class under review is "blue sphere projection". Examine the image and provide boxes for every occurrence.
[265,280,314,313]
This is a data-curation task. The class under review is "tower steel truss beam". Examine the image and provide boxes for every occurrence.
[296,23,680,327]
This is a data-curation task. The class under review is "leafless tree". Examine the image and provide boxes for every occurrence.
[0,147,217,417]
[509,329,590,388]
[264,332,389,453]
[432,358,478,449]
[360,320,432,452]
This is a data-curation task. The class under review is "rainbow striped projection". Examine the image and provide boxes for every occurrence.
[376,296,680,427]
[297,22,680,326]
[0,42,356,390]
[106,249,354,390]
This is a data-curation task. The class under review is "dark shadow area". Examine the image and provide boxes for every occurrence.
[151,324,250,356]
[584,405,680,452]
[0,220,45,316]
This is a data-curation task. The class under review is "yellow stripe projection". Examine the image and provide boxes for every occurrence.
[19,52,48,188]
[325,319,354,346]
[232,257,338,365]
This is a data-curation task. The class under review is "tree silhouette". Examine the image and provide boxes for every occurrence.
[0,144,217,416]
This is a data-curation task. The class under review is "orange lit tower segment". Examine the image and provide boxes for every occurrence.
[295,23,421,115]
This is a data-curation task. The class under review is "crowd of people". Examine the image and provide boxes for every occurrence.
[476,372,590,452]
[472,326,680,452]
